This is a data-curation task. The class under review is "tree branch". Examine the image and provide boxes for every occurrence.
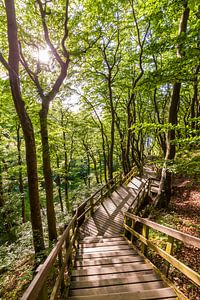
[36,0,65,67]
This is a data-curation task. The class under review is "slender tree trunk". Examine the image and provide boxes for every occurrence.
[157,3,190,207]
[191,65,199,131]
[39,103,57,241]
[3,0,45,254]
[153,88,166,155]
[108,76,115,180]
[62,130,70,212]
[16,125,26,223]
[99,154,103,184]
[91,154,99,184]
[0,161,4,207]
[56,154,64,212]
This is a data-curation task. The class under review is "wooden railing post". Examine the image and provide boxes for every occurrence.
[165,236,174,277]
[37,284,48,300]
[35,265,48,300]
[58,250,65,291]
[141,224,149,256]
[90,196,94,215]
[65,231,71,269]
[100,188,103,202]
[124,215,127,237]
[131,219,135,243]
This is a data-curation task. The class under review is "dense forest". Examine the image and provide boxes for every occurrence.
[0,0,199,298]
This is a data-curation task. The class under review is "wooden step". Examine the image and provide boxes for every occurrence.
[70,273,160,289]
[79,236,124,243]
[72,262,153,276]
[78,240,128,248]
[77,244,132,254]
[76,249,137,260]
[74,255,143,268]
[68,287,176,300]
[71,270,154,282]
[69,281,165,296]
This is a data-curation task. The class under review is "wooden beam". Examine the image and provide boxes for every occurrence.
[125,212,200,248]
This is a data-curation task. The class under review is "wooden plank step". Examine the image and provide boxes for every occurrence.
[79,236,124,243]
[82,221,121,234]
[71,270,154,282]
[74,255,143,267]
[117,186,129,196]
[68,287,176,300]
[75,260,145,270]
[71,273,160,289]
[76,249,137,260]
[69,281,165,296]
[93,211,124,223]
[77,244,132,254]
[72,262,153,276]
[91,217,123,231]
[78,240,128,248]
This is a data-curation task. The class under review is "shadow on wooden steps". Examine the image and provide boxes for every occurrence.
[68,236,176,300]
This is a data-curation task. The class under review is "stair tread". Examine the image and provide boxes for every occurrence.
[68,287,176,300]
[69,281,165,296]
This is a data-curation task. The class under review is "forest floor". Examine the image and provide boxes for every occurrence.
[150,175,200,300]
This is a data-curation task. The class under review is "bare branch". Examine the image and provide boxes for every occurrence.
[61,0,69,58]
[19,42,45,98]
[0,52,10,71]
[36,0,65,66]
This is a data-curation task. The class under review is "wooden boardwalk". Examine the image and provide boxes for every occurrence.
[68,178,177,300]
[79,177,146,238]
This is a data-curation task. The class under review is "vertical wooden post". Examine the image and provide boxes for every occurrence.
[165,236,174,277]
[131,219,135,243]
[141,224,149,256]
[65,231,71,269]
[124,215,127,237]
[101,188,103,200]
[36,265,48,300]
[37,284,48,300]
[120,172,123,184]
[58,249,65,291]
[90,196,94,214]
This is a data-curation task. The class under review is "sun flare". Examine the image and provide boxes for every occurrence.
[38,49,50,64]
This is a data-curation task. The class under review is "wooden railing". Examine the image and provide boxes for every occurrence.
[22,167,138,300]
[124,213,200,287]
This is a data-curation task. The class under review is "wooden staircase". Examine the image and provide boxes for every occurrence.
[67,176,177,300]
[68,236,177,300]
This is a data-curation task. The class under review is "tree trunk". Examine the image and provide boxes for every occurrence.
[62,130,70,212]
[16,125,26,223]
[39,103,57,241]
[153,88,166,155]
[191,65,199,131]
[108,75,115,180]
[86,152,91,188]
[4,0,45,254]
[56,154,64,212]
[156,3,190,207]
[0,161,4,207]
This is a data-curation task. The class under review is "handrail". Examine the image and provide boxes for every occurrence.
[22,166,138,299]
[21,214,77,300]
[124,213,200,287]
[125,213,200,248]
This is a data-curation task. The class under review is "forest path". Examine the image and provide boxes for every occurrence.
[79,177,147,237]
